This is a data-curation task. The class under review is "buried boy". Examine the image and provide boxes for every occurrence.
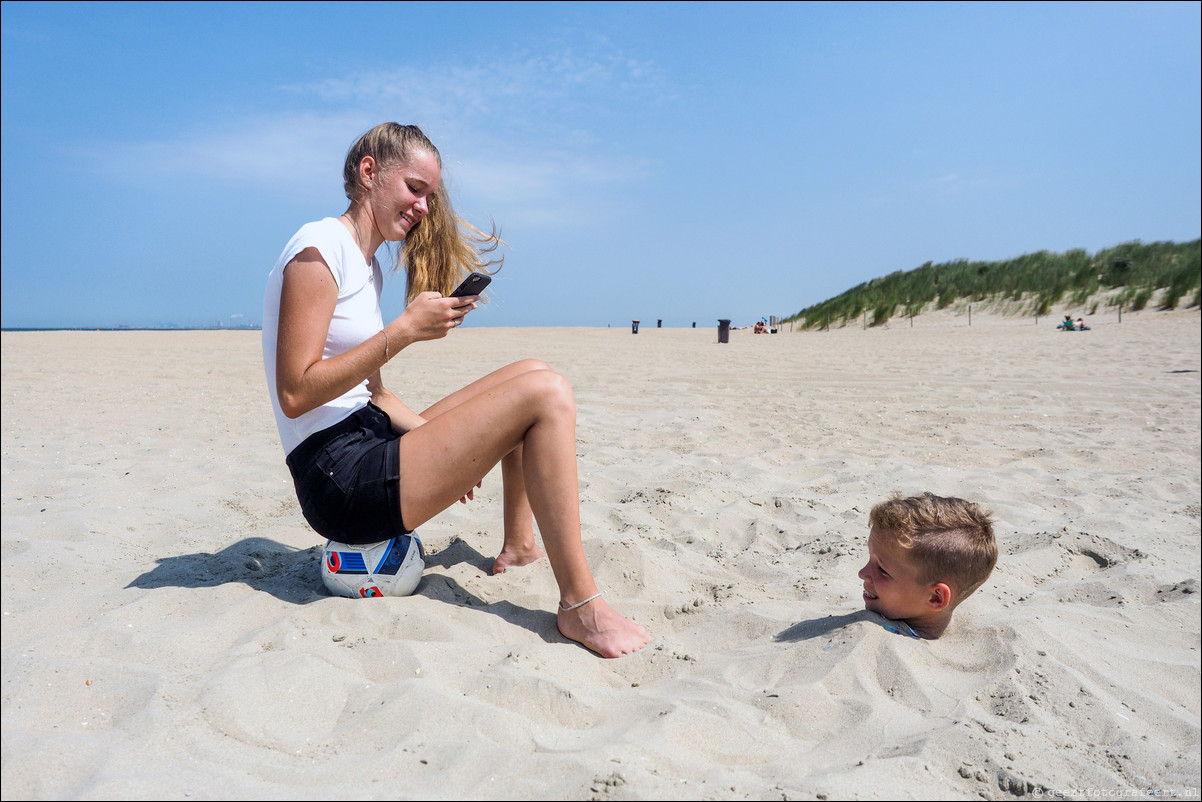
[858,492,997,639]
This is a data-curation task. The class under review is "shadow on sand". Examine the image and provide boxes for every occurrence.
[125,535,566,646]
[775,609,888,642]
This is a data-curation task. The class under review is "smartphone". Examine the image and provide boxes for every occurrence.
[450,272,492,298]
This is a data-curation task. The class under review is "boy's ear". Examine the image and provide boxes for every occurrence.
[927,582,952,612]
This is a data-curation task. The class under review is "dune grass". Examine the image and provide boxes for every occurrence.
[787,239,1201,330]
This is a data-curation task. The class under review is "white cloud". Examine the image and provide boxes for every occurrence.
[73,43,667,225]
[75,111,373,190]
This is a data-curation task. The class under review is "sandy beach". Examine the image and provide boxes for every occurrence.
[2,307,1199,800]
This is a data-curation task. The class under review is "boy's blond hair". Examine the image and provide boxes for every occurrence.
[870,492,997,602]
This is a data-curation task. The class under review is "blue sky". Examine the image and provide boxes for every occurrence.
[2,1,1199,329]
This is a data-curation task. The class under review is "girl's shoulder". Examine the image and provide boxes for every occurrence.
[293,217,348,245]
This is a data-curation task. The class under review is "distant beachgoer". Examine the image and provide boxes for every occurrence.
[1075,317,1089,331]
[754,320,768,334]
[261,122,650,658]
[857,492,997,639]
[1059,315,1075,331]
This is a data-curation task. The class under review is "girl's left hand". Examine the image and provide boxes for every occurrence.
[459,480,483,504]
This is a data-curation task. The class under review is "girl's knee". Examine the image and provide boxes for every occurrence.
[514,358,552,374]
[527,366,575,411]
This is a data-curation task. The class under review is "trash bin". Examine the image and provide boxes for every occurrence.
[631,320,640,334]
[718,319,731,343]
[657,319,662,328]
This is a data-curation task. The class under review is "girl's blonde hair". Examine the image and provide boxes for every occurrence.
[343,122,503,302]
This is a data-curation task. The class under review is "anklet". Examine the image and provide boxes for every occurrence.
[559,592,601,612]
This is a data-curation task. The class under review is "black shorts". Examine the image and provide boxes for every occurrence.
[286,403,409,544]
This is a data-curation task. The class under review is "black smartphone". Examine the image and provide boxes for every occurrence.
[450,272,492,298]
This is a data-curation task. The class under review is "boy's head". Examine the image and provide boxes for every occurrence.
[858,492,997,636]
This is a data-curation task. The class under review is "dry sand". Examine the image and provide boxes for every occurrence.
[2,307,1199,800]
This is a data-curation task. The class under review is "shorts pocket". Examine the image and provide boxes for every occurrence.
[313,429,368,494]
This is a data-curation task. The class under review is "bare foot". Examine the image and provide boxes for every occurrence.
[557,596,651,658]
[491,542,545,575]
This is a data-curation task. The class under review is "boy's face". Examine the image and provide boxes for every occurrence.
[858,526,940,620]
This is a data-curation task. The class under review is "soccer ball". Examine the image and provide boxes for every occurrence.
[321,535,425,598]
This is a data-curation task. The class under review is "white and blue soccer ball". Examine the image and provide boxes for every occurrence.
[321,535,425,598]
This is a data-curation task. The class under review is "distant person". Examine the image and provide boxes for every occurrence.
[754,320,768,334]
[261,122,649,658]
[858,492,997,639]
[1058,315,1075,331]
[1075,317,1089,331]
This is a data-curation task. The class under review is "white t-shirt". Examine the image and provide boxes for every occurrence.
[262,217,384,455]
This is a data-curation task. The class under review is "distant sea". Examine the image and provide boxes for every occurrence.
[2,326,263,332]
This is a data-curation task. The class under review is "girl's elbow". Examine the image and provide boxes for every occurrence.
[278,390,309,419]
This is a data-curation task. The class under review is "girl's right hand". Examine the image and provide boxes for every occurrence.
[400,291,477,341]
